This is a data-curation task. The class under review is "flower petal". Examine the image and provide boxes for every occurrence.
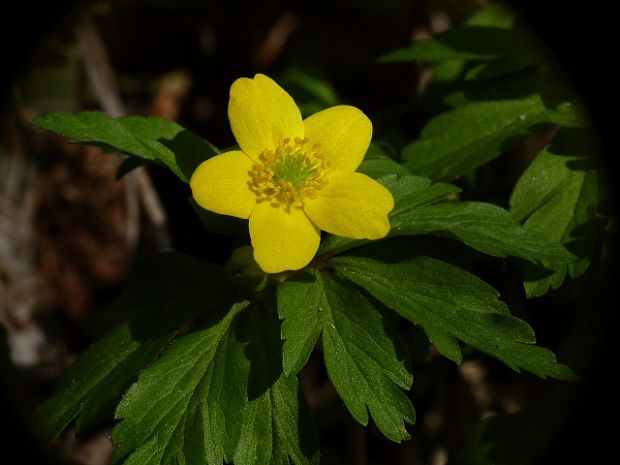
[190,150,256,219]
[249,203,320,273]
[304,172,393,239]
[303,105,372,172]
[228,74,304,160]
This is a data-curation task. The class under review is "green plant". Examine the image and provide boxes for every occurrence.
[32,4,608,464]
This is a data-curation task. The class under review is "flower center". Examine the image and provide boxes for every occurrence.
[249,136,330,208]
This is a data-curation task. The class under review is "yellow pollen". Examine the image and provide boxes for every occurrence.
[248,136,330,208]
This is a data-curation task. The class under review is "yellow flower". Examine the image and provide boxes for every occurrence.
[190,74,394,273]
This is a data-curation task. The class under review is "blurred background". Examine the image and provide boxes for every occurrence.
[0,0,617,464]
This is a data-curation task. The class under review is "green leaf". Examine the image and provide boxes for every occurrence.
[464,57,535,81]
[388,201,576,265]
[35,252,236,440]
[402,95,586,181]
[510,128,600,297]
[462,2,533,80]
[278,269,415,442]
[319,175,573,266]
[332,256,575,380]
[466,3,517,29]
[278,271,323,376]
[419,5,516,86]
[318,174,460,256]
[432,60,468,83]
[32,111,218,182]
[234,301,319,465]
[378,26,542,65]
[111,296,318,465]
[384,175,461,218]
[112,302,249,465]
[357,143,410,179]
[319,272,415,441]
[225,246,269,294]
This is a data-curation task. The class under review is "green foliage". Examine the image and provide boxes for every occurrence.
[225,246,269,294]
[466,3,516,28]
[31,4,607,464]
[510,128,601,297]
[357,142,411,179]
[388,201,576,264]
[233,302,319,465]
[320,175,575,266]
[35,253,237,440]
[332,255,575,380]
[279,270,415,442]
[318,174,460,255]
[318,273,415,442]
[111,303,248,465]
[32,112,218,182]
[379,26,541,68]
[111,298,319,465]
[278,271,323,376]
[402,95,585,181]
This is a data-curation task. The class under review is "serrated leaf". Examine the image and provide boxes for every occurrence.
[402,95,586,181]
[32,111,218,182]
[112,302,248,465]
[389,201,576,265]
[332,255,575,380]
[378,26,541,65]
[234,301,319,465]
[319,176,573,266]
[318,174,460,256]
[277,269,415,442]
[277,271,323,376]
[111,297,318,465]
[35,252,236,440]
[319,272,415,442]
[510,128,600,297]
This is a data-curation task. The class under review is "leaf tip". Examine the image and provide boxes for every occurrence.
[30,114,50,129]
[554,364,578,382]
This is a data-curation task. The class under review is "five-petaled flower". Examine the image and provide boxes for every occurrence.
[190,74,394,273]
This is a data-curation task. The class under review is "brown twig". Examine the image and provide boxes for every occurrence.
[75,14,171,251]
[0,137,46,367]
[75,17,124,119]
[253,13,298,68]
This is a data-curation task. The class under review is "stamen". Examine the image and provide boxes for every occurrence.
[249,136,330,208]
